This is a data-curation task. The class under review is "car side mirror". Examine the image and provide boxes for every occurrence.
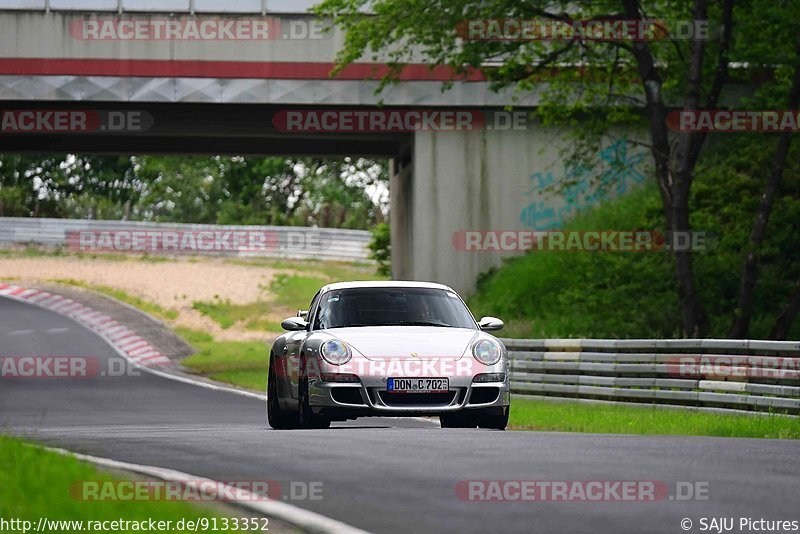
[478,316,504,332]
[281,317,309,331]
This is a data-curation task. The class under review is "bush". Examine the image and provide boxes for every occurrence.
[468,136,800,339]
[368,222,391,277]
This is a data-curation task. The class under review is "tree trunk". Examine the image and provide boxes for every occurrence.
[769,278,800,340]
[729,57,800,338]
[622,0,707,336]
[670,0,709,337]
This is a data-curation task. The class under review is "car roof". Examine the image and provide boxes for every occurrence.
[320,280,458,293]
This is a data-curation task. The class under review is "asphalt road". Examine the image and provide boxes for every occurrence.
[1,295,799,534]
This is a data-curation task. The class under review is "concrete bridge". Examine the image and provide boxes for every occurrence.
[0,0,649,293]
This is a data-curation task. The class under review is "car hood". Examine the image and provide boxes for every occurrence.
[326,326,479,361]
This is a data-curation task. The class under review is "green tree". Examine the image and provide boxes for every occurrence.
[314,0,800,337]
[0,154,388,230]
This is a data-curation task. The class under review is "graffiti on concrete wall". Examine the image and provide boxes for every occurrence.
[519,138,647,230]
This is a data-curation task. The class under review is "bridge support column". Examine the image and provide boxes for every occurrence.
[390,144,413,281]
[393,127,648,295]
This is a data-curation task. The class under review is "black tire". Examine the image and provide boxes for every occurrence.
[298,375,331,429]
[267,355,297,430]
[478,406,509,430]
[439,412,478,428]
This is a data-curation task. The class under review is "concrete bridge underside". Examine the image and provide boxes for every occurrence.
[0,9,645,294]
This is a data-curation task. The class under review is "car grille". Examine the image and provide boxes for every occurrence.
[377,390,458,407]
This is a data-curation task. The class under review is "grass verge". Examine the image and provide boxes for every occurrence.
[468,171,800,339]
[178,328,268,391]
[192,266,385,332]
[30,258,798,439]
[509,397,800,439]
[0,435,224,531]
[50,279,178,321]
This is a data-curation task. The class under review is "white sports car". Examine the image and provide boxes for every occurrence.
[267,281,510,430]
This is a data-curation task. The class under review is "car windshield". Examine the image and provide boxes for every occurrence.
[313,287,476,330]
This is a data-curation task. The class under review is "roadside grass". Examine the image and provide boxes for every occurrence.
[467,169,800,340]
[0,435,224,531]
[0,245,171,263]
[13,250,798,440]
[228,257,382,282]
[177,328,268,391]
[192,267,384,332]
[268,274,326,308]
[192,299,281,332]
[0,246,383,278]
[191,275,326,333]
[50,278,178,321]
[509,397,800,439]
[467,185,681,339]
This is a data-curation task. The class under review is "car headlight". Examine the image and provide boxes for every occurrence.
[472,339,501,365]
[320,339,352,365]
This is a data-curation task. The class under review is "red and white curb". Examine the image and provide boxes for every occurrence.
[0,284,171,368]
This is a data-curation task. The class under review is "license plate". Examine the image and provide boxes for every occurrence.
[387,377,449,393]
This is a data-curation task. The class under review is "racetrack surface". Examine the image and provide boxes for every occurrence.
[1,296,798,533]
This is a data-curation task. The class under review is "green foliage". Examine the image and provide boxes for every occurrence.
[469,135,800,339]
[367,222,391,277]
[174,328,269,392]
[315,0,800,337]
[0,155,388,230]
[191,300,263,330]
[509,398,800,439]
[469,185,677,338]
[229,257,385,282]
[269,274,328,309]
[192,267,382,333]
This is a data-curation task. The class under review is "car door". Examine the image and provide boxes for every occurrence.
[285,290,320,399]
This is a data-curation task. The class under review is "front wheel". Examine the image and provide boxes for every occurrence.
[478,406,509,430]
[298,375,331,429]
[439,412,478,428]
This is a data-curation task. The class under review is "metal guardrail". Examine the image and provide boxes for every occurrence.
[0,217,372,262]
[503,338,800,414]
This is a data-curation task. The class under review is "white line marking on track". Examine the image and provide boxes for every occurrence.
[43,446,373,534]
[6,329,34,336]
[45,327,70,334]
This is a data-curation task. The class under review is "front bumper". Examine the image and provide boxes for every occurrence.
[308,370,511,417]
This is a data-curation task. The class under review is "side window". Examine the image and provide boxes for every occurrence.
[307,291,321,330]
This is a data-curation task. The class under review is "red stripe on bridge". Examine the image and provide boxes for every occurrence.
[0,58,485,81]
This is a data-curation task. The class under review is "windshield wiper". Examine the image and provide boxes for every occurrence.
[384,321,454,328]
